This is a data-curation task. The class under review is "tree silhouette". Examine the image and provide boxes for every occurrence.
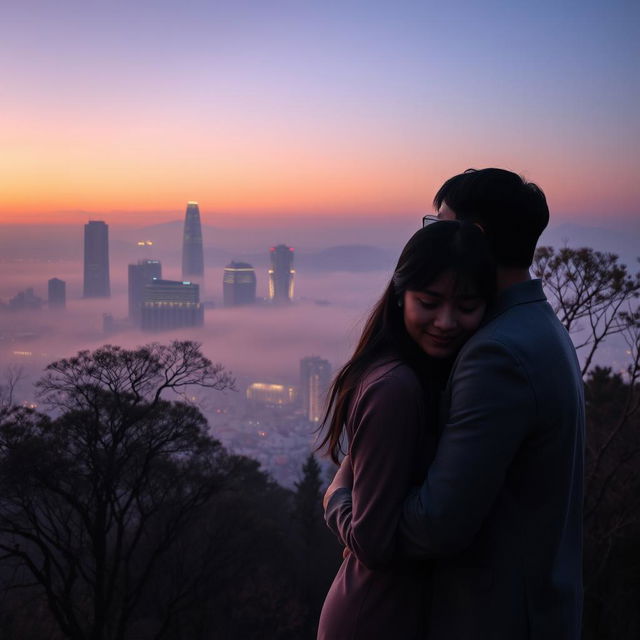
[533,247,640,640]
[293,454,324,547]
[532,246,640,376]
[0,365,25,409]
[291,454,341,637]
[582,367,640,640]
[0,341,234,640]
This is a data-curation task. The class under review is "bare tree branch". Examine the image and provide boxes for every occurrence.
[0,341,234,640]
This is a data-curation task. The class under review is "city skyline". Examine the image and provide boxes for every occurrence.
[1,1,638,226]
[1,202,637,489]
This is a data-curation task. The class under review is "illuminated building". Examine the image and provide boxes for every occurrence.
[83,220,110,298]
[141,279,203,331]
[128,259,162,325]
[47,278,66,309]
[223,261,256,306]
[300,356,331,423]
[246,383,296,406]
[268,244,295,303]
[181,201,204,280]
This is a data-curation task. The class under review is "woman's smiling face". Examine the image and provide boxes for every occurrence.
[403,269,487,359]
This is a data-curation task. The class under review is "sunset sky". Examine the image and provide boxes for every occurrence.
[1,0,638,226]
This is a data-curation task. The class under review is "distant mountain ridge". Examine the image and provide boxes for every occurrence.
[203,244,395,272]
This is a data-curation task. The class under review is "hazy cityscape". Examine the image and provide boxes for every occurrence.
[2,201,638,489]
[0,202,410,487]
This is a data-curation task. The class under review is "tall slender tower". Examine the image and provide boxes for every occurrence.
[268,244,295,303]
[181,201,204,280]
[83,220,110,298]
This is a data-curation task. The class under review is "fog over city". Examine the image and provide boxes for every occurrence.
[1,210,635,491]
[2,214,639,397]
[0,267,387,380]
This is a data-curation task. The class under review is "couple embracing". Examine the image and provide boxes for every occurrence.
[318,168,584,640]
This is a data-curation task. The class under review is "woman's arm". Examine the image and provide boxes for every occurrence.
[324,365,424,570]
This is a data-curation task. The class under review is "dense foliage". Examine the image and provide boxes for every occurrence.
[533,246,640,640]
[0,342,341,639]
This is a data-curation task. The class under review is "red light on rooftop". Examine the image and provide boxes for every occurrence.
[270,247,275,251]
[289,247,294,251]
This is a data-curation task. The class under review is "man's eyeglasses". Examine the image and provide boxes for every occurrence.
[422,214,440,228]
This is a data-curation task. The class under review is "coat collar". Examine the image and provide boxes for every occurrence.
[483,278,547,325]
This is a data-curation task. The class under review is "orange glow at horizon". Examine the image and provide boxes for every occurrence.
[2,167,637,227]
[1,0,638,233]
[1,107,638,226]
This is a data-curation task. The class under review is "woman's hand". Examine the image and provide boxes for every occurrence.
[323,455,354,509]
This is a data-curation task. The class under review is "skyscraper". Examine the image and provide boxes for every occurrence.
[181,201,204,280]
[128,260,162,325]
[223,261,257,306]
[300,356,331,423]
[141,279,203,331]
[83,220,110,298]
[48,278,66,309]
[268,244,295,303]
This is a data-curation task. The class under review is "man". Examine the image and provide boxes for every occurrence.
[324,168,585,639]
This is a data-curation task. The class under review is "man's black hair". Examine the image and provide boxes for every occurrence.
[434,168,549,268]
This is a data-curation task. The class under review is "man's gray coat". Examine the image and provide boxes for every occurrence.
[401,278,585,639]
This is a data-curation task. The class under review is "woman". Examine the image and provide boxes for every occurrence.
[317,220,495,639]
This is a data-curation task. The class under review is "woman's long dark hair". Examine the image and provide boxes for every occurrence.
[318,220,495,464]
